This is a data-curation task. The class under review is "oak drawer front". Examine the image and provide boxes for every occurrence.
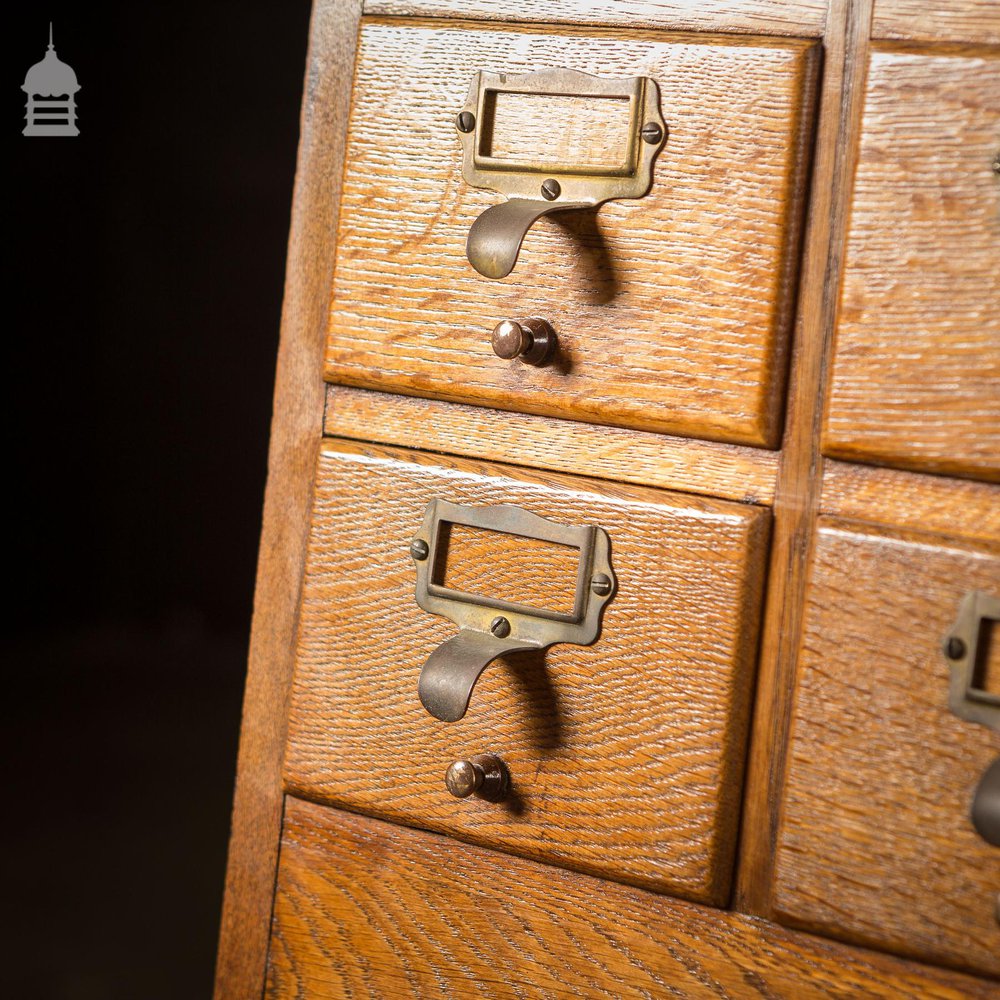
[284,439,769,905]
[773,520,1000,976]
[324,19,819,449]
[266,798,994,1000]
[823,49,1000,482]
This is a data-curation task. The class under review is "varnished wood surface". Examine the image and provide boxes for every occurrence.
[324,385,780,504]
[326,19,819,448]
[266,798,995,999]
[822,459,1000,545]
[773,519,1000,977]
[872,0,1000,45]
[212,3,363,998]
[284,439,770,905]
[735,0,875,912]
[823,47,1000,482]
[364,0,827,37]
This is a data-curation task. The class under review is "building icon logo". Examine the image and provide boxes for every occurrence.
[22,24,80,137]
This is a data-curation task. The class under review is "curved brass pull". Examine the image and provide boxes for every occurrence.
[419,632,535,723]
[972,757,1000,848]
[410,499,616,722]
[455,68,666,279]
[467,198,590,279]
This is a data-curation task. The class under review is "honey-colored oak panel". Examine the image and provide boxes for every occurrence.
[821,459,1000,546]
[774,520,1000,977]
[363,0,827,37]
[326,20,819,448]
[266,798,994,999]
[872,0,1000,45]
[824,49,1000,481]
[284,439,770,905]
[324,385,780,504]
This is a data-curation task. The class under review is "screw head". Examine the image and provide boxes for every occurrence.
[490,616,511,638]
[591,573,613,597]
[456,111,476,133]
[410,538,429,561]
[540,178,561,201]
[944,636,966,660]
[641,121,664,145]
[993,151,1000,176]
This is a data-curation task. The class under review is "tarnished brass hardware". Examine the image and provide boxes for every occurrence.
[491,318,557,366]
[993,150,1000,176]
[972,756,1000,848]
[445,753,510,802]
[944,589,1000,731]
[944,591,1000,859]
[411,499,616,722]
[455,68,666,279]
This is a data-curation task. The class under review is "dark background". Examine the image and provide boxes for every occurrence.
[7,3,312,996]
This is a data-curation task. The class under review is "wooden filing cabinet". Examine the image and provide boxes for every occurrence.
[216,1,1000,996]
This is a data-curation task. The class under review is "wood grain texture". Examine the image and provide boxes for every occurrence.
[822,458,1000,545]
[363,0,827,37]
[324,385,780,504]
[211,3,363,997]
[774,520,1000,977]
[266,798,995,999]
[872,0,1000,45]
[325,19,820,448]
[735,0,875,912]
[284,439,770,905]
[823,47,1000,482]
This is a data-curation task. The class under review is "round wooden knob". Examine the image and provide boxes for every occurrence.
[444,753,510,802]
[490,317,557,367]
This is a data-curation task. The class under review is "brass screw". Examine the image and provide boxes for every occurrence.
[410,538,429,561]
[944,636,966,660]
[456,111,475,133]
[490,616,511,638]
[641,121,664,145]
[540,178,561,201]
[993,151,1000,176]
[591,573,613,597]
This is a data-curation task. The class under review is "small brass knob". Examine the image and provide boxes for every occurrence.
[490,317,557,367]
[444,753,510,802]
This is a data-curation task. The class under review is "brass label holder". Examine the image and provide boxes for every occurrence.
[410,499,616,722]
[943,590,1000,849]
[944,589,1000,731]
[455,68,666,279]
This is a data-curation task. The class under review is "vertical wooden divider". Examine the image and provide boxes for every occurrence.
[733,0,875,914]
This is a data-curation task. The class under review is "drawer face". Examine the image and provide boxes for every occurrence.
[324,19,819,448]
[266,798,994,1000]
[774,521,1000,976]
[824,49,1000,481]
[284,440,770,904]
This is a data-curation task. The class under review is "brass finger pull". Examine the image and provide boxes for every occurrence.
[455,68,666,279]
[410,499,616,723]
[973,757,1000,849]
